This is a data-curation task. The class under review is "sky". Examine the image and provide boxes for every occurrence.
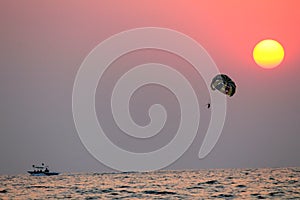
[1,1,300,174]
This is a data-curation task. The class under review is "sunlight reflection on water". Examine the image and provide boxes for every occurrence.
[0,167,299,199]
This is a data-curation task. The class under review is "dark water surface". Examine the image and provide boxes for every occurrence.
[0,167,299,199]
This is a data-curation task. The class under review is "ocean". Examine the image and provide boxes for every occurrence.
[0,167,299,199]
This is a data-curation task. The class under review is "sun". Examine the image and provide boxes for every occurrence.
[253,39,285,69]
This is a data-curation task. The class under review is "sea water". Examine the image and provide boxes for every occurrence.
[0,167,299,199]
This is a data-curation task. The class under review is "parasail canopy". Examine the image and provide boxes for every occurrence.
[211,74,236,97]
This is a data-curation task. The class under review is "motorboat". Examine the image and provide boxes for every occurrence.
[27,163,60,176]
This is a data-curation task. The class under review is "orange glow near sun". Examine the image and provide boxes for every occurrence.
[253,39,285,69]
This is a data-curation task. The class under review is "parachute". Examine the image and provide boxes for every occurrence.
[211,74,236,97]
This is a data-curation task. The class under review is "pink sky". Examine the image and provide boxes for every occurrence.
[1,1,300,173]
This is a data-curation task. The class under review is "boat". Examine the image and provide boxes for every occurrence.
[27,163,60,176]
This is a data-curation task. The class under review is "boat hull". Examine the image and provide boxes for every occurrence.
[27,171,60,176]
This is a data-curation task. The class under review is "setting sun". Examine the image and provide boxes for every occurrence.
[253,39,285,69]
